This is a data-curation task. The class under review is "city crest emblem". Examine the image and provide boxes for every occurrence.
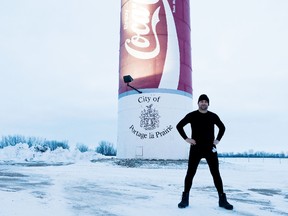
[140,104,160,130]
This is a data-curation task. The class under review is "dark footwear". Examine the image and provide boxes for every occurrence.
[178,192,189,208]
[219,193,233,210]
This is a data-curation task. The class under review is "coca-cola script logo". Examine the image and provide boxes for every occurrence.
[124,0,161,60]
[123,0,180,90]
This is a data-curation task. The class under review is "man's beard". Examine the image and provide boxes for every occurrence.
[199,104,208,111]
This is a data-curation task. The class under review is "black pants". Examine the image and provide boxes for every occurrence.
[184,146,224,195]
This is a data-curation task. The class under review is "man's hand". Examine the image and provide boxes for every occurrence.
[213,140,220,145]
[185,138,196,145]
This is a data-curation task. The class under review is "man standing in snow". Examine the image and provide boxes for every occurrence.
[176,94,233,210]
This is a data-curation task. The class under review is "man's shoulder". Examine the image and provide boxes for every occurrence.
[207,111,221,119]
[207,110,217,115]
[188,110,198,115]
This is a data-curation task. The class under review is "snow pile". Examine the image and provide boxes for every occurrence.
[0,143,106,164]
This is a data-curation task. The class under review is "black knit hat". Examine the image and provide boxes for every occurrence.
[198,94,209,104]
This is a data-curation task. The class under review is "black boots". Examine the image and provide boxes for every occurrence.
[178,192,189,208]
[178,192,233,210]
[219,193,233,210]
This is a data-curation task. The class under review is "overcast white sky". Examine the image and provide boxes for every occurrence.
[0,0,287,153]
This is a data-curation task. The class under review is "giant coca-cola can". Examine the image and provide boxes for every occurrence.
[117,0,193,159]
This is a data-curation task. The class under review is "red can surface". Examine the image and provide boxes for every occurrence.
[119,0,192,96]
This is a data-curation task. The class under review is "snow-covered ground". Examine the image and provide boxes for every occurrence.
[0,144,287,216]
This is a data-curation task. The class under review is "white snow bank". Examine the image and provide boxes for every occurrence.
[0,143,107,164]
